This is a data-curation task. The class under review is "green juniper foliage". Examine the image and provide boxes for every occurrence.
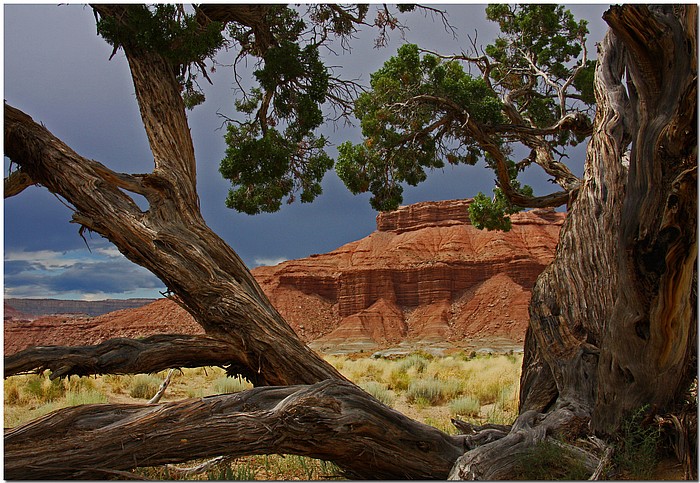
[96,5,224,109]
[338,4,594,228]
[98,5,594,227]
[219,6,356,214]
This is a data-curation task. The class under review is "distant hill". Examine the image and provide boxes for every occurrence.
[4,298,156,318]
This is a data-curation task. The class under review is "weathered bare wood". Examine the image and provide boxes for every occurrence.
[451,5,697,479]
[449,408,599,479]
[147,368,176,403]
[594,3,698,432]
[4,169,34,198]
[4,380,466,480]
[5,335,251,379]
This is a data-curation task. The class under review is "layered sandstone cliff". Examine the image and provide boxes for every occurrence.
[253,199,564,350]
[4,199,564,355]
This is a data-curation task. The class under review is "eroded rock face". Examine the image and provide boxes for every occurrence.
[253,199,564,350]
[4,199,564,355]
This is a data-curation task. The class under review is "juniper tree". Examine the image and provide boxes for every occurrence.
[4,4,696,479]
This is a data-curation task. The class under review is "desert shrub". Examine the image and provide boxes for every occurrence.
[387,367,411,391]
[406,378,461,406]
[449,396,481,418]
[359,381,395,406]
[4,377,23,405]
[397,354,430,373]
[103,374,132,394]
[129,374,162,399]
[495,383,519,415]
[65,389,108,406]
[425,356,469,381]
[212,376,252,394]
[341,358,388,383]
[66,375,96,393]
[464,355,521,405]
[613,405,660,479]
[512,439,589,480]
[324,355,346,371]
[406,379,442,405]
[23,374,46,400]
[23,373,66,403]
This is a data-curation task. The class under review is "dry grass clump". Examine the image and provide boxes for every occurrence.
[359,381,395,406]
[212,375,253,394]
[323,351,523,431]
[5,351,524,479]
[406,378,463,406]
[129,374,163,399]
[465,354,521,405]
[449,395,481,418]
[4,371,109,428]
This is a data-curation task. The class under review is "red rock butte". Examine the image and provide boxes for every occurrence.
[5,199,565,355]
[254,199,564,352]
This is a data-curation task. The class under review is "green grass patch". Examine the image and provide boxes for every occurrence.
[512,439,590,480]
[613,405,660,479]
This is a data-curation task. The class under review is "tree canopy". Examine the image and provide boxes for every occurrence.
[337,4,594,229]
[95,4,595,228]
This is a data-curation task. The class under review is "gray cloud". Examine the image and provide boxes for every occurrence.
[4,252,164,298]
[4,4,611,299]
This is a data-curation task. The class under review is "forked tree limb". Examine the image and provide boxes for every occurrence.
[4,379,466,480]
[4,335,252,380]
[4,169,34,198]
[4,99,344,387]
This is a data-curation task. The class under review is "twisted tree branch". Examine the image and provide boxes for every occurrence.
[4,334,247,379]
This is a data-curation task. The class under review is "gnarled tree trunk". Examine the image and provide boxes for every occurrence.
[4,31,340,388]
[3,5,464,479]
[450,4,697,479]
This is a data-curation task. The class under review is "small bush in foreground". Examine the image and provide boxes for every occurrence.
[23,372,66,402]
[613,405,660,479]
[387,367,411,391]
[360,381,395,406]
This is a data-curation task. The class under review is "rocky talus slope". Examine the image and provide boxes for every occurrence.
[4,199,564,355]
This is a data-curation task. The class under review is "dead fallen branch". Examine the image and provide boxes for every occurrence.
[4,334,247,379]
[4,379,465,480]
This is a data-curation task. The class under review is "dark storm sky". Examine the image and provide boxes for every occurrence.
[3,4,609,300]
